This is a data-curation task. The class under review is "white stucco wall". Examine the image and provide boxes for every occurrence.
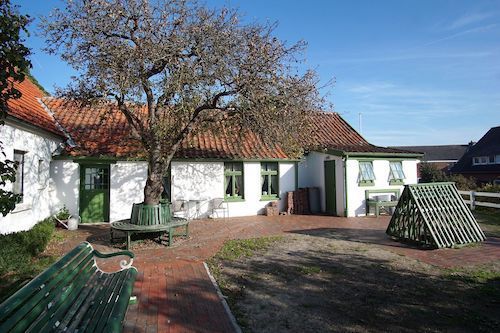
[298,152,345,215]
[0,121,62,234]
[170,161,297,218]
[50,160,79,217]
[51,160,148,222]
[346,159,419,217]
[109,161,147,221]
[298,152,419,217]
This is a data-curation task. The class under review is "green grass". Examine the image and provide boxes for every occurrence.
[298,265,322,275]
[474,210,500,237]
[210,236,283,262]
[445,267,500,302]
[446,267,500,283]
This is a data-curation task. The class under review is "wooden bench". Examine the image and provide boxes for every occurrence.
[110,217,189,250]
[365,189,400,217]
[0,242,137,333]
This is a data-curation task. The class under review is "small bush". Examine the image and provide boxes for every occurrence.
[55,206,70,220]
[419,163,477,190]
[0,218,55,274]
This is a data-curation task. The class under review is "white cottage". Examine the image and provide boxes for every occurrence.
[0,79,64,234]
[1,77,422,234]
[297,112,421,216]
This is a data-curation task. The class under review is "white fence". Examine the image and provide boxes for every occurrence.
[458,190,500,210]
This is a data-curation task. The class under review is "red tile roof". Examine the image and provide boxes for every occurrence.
[42,98,288,159]
[6,78,62,136]
[307,112,420,155]
[41,98,145,158]
[41,98,417,159]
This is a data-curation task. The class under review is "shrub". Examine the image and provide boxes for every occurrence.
[449,174,477,191]
[55,206,70,220]
[419,162,447,183]
[0,218,55,274]
[419,163,477,190]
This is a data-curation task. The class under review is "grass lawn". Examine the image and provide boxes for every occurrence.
[474,209,500,237]
[208,233,500,333]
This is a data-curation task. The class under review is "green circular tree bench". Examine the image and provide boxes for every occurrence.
[110,202,188,249]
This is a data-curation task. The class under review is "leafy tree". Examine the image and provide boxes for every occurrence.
[42,0,325,205]
[419,162,447,183]
[0,0,31,215]
[419,162,477,190]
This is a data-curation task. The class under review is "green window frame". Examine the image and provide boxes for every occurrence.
[224,162,244,201]
[389,161,405,185]
[358,161,375,186]
[261,162,279,199]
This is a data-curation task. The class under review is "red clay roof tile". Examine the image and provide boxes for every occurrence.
[6,78,62,136]
[307,112,419,155]
[41,98,415,159]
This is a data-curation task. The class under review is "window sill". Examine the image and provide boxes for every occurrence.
[389,180,404,186]
[12,203,32,213]
[224,197,245,202]
[358,182,375,187]
[260,196,279,201]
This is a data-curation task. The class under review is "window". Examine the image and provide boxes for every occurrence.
[389,161,405,185]
[473,156,489,165]
[224,162,244,200]
[37,159,47,187]
[261,162,279,199]
[13,150,25,202]
[358,161,375,186]
[496,155,500,164]
[83,167,109,190]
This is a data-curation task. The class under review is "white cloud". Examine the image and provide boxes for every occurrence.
[446,12,495,30]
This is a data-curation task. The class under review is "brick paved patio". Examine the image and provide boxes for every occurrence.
[60,215,499,333]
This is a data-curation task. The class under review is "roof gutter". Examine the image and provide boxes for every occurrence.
[324,149,423,159]
[4,116,64,141]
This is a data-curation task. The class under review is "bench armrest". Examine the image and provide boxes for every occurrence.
[92,249,135,270]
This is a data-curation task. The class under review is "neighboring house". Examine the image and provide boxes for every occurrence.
[391,145,469,178]
[0,79,64,234]
[300,113,421,217]
[0,77,422,234]
[450,126,500,184]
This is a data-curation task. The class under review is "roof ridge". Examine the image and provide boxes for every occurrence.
[38,98,76,147]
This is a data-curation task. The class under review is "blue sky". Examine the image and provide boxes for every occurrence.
[15,0,500,146]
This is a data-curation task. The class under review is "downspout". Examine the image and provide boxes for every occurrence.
[343,155,348,217]
[294,161,299,190]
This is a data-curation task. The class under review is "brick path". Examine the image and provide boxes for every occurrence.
[63,215,499,333]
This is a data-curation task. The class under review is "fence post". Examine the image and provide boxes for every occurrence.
[470,191,476,210]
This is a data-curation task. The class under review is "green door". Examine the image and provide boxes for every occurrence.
[324,160,337,215]
[79,165,110,223]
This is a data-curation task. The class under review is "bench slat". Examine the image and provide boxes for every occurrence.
[80,270,127,333]
[26,258,97,332]
[106,269,138,332]
[0,247,95,332]
[38,262,99,332]
[66,272,111,332]
[93,270,136,333]
[52,269,102,332]
[0,242,137,333]
[0,243,92,321]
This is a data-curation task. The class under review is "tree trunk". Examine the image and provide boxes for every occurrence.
[143,151,165,205]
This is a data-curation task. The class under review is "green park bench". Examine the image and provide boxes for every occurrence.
[0,242,137,333]
[110,203,189,249]
[365,189,400,217]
